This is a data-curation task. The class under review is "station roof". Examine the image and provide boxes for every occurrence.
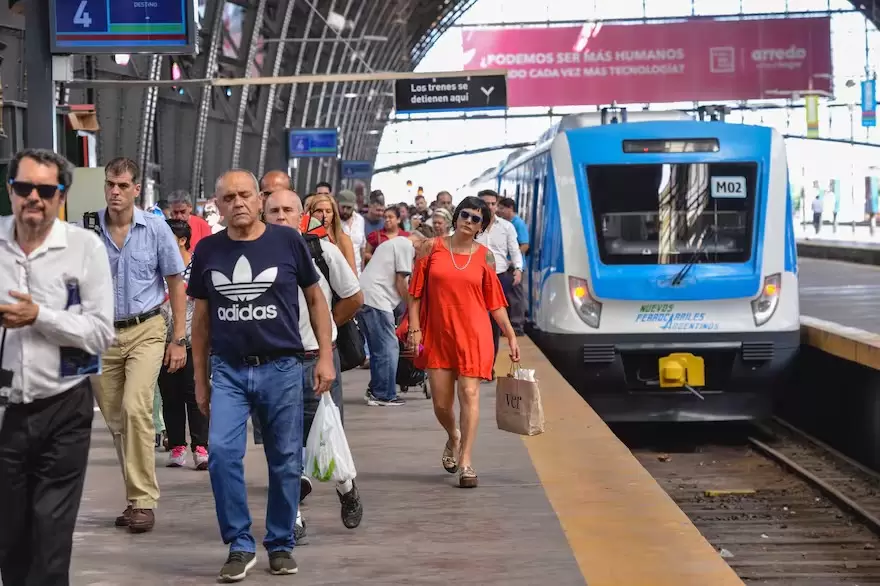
[204,0,478,175]
[850,0,880,27]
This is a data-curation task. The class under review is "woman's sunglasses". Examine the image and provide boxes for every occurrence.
[8,180,64,200]
[459,210,482,225]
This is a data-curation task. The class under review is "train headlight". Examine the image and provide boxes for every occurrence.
[751,273,781,327]
[569,276,602,328]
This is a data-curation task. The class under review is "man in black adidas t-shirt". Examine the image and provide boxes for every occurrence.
[188,169,335,581]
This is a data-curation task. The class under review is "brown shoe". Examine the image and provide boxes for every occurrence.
[128,509,155,533]
[115,505,133,527]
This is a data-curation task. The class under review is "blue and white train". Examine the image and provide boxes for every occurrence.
[473,110,800,422]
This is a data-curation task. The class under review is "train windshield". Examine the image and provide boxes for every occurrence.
[586,162,757,265]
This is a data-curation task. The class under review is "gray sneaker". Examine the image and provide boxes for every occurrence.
[269,550,299,575]
[219,551,256,583]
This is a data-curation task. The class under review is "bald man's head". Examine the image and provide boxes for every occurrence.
[260,170,293,195]
[263,189,302,228]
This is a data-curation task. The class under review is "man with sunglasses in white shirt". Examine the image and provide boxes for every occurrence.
[0,148,115,586]
[475,189,523,379]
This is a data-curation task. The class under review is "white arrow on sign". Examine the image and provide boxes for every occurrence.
[481,85,495,104]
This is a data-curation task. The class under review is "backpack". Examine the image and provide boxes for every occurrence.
[302,233,366,372]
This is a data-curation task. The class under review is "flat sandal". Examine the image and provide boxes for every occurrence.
[458,466,478,489]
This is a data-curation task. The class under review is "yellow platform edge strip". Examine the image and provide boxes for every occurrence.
[801,316,880,370]
[497,341,745,586]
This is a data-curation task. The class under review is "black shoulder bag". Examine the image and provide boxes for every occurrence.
[304,236,366,372]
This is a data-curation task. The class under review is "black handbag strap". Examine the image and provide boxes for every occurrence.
[305,236,342,305]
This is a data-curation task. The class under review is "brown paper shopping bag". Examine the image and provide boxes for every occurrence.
[496,364,545,436]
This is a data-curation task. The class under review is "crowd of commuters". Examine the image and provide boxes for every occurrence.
[0,148,530,585]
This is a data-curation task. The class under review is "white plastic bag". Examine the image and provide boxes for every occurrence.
[304,394,357,483]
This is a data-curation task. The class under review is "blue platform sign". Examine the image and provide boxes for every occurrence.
[862,79,876,128]
[50,0,196,55]
[340,161,373,180]
[287,128,339,159]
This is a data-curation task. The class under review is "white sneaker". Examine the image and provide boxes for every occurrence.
[167,446,187,468]
[193,446,209,471]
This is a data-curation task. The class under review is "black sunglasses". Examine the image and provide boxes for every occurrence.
[8,180,64,199]
[459,210,482,225]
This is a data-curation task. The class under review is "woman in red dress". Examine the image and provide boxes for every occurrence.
[407,196,521,488]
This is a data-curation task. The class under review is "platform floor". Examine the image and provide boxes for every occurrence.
[799,257,880,332]
[52,338,744,585]
[68,367,581,586]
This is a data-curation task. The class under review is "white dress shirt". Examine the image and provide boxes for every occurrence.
[476,215,523,274]
[342,212,366,275]
[0,217,115,404]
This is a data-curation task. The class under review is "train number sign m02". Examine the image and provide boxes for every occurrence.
[393,74,508,115]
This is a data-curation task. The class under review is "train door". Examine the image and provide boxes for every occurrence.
[530,157,548,323]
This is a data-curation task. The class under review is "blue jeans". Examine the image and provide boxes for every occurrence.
[358,305,399,401]
[208,355,304,554]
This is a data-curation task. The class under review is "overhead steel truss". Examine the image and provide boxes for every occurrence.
[127,0,880,199]
[132,0,477,200]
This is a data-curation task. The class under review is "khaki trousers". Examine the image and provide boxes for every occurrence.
[94,314,166,509]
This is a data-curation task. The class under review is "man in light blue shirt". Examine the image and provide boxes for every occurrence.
[85,157,187,535]
[498,197,529,335]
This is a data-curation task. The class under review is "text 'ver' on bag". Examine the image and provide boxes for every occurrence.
[495,364,545,436]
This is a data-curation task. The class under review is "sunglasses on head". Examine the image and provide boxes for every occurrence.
[459,210,482,225]
[8,180,64,200]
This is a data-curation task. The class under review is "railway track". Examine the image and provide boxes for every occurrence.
[619,420,880,585]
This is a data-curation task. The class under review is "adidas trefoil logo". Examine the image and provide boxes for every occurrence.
[211,256,279,322]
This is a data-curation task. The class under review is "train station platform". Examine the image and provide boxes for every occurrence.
[799,256,880,333]
[797,231,880,266]
[66,338,743,586]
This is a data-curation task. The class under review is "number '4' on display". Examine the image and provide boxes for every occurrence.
[74,1,92,28]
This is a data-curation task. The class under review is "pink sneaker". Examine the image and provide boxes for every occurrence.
[167,446,187,468]
[193,446,209,471]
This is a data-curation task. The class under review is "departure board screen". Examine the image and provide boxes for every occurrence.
[50,0,196,54]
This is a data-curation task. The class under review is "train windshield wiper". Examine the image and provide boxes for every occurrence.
[671,225,715,287]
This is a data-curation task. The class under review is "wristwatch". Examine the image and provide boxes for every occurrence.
[172,336,187,346]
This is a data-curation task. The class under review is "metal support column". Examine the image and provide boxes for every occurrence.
[299,0,338,192]
[231,0,267,168]
[138,55,162,184]
[311,0,357,188]
[191,0,227,200]
[257,0,298,177]
[24,0,55,149]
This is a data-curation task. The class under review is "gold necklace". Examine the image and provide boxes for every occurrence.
[448,237,475,271]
